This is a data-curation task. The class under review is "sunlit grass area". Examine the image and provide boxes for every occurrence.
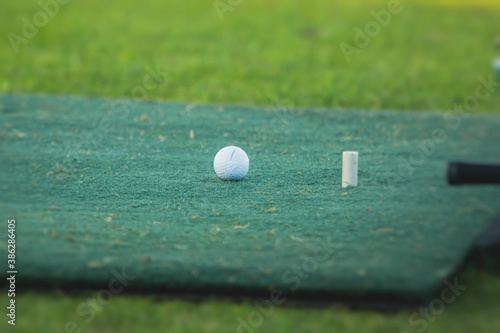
[1,0,499,111]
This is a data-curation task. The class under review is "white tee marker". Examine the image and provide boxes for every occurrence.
[342,151,358,187]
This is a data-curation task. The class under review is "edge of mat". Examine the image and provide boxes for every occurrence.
[1,93,499,121]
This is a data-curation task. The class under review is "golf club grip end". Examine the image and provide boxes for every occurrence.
[448,161,500,185]
[448,161,465,185]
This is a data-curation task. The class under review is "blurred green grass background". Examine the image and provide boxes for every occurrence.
[1,0,500,332]
[1,0,500,112]
[7,267,500,333]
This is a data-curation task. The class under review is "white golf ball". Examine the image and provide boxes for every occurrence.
[213,146,249,181]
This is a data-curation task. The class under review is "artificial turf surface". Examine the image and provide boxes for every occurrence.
[1,0,500,332]
[1,93,499,304]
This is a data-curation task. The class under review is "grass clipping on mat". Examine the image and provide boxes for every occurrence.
[0,94,499,302]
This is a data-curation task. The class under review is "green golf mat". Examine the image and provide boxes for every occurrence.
[1,94,499,303]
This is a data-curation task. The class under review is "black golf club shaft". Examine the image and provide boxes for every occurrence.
[448,161,500,185]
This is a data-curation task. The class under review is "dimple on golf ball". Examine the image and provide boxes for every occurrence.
[213,146,249,181]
